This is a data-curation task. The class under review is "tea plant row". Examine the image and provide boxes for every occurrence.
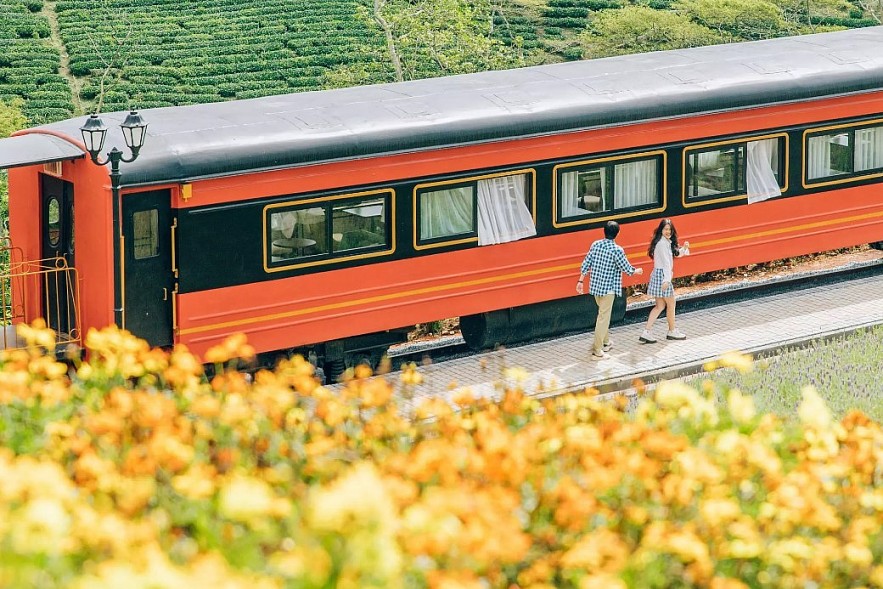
[51,0,390,112]
[0,1,73,124]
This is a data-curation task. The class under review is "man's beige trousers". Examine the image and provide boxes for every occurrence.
[592,293,615,354]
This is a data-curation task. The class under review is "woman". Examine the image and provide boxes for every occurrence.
[640,219,689,343]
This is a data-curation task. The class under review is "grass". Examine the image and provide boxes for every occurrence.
[690,325,883,422]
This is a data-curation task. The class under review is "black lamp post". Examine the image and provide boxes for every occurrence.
[80,111,148,328]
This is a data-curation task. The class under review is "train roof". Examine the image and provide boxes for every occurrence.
[21,26,883,186]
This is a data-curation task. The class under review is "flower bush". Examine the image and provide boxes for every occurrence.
[0,321,881,588]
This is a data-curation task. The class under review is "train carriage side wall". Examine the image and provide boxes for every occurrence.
[172,91,883,356]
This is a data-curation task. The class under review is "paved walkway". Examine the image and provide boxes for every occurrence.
[379,262,883,409]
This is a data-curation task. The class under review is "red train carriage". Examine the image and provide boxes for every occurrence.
[1,27,883,375]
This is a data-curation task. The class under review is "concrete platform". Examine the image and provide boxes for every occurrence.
[377,262,883,409]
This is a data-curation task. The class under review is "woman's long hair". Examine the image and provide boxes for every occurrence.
[648,218,681,259]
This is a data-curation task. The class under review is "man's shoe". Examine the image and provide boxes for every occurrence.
[590,351,610,361]
[602,341,613,352]
[666,329,687,340]
[639,330,657,343]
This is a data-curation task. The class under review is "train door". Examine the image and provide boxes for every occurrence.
[40,174,75,335]
[122,190,174,346]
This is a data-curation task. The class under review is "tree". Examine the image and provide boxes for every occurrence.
[854,0,883,22]
[772,0,855,31]
[579,6,726,58]
[675,0,788,39]
[82,0,140,113]
[326,0,526,86]
[0,99,27,138]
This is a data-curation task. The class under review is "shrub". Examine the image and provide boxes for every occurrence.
[0,322,880,587]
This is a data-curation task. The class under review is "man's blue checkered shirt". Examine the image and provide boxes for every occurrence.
[580,238,638,296]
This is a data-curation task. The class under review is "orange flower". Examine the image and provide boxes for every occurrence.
[203,333,256,364]
[190,394,221,419]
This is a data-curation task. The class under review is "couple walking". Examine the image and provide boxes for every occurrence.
[576,219,689,360]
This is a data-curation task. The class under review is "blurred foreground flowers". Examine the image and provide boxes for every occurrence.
[0,322,881,588]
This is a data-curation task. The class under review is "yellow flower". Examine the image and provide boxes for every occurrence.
[798,386,832,430]
[655,379,699,408]
[655,380,718,424]
[309,462,398,534]
[700,498,741,527]
[768,538,814,571]
[859,489,883,511]
[400,362,423,385]
[218,475,278,522]
[12,497,73,554]
[503,366,530,384]
[724,538,762,559]
[358,377,393,408]
[560,528,629,572]
[172,465,216,499]
[268,545,332,583]
[710,578,749,589]
[579,573,627,589]
[414,397,453,420]
[309,463,403,584]
[843,542,873,567]
[16,318,57,352]
[727,389,756,424]
[718,351,754,374]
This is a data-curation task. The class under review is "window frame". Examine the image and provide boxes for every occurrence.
[682,132,788,208]
[413,168,536,251]
[263,188,395,273]
[552,150,667,228]
[803,117,883,189]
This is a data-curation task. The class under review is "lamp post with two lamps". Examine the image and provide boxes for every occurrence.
[79,111,149,328]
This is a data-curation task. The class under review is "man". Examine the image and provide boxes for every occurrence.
[576,221,643,360]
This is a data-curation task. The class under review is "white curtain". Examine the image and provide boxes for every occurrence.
[697,151,719,170]
[614,159,657,208]
[807,135,832,180]
[855,126,883,172]
[560,168,608,218]
[420,187,474,240]
[746,138,782,204]
[560,170,581,218]
[477,174,536,246]
[272,211,297,238]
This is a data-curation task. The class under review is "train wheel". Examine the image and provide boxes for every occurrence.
[870,241,883,251]
[324,357,346,384]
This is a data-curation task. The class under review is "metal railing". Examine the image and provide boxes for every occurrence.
[0,239,81,351]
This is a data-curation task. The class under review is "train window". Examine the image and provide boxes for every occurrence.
[684,135,785,205]
[133,209,159,259]
[47,197,60,246]
[687,145,746,198]
[265,189,393,271]
[806,123,883,184]
[415,169,536,249]
[807,132,851,179]
[558,154,662,221]
[332,197,387,252]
